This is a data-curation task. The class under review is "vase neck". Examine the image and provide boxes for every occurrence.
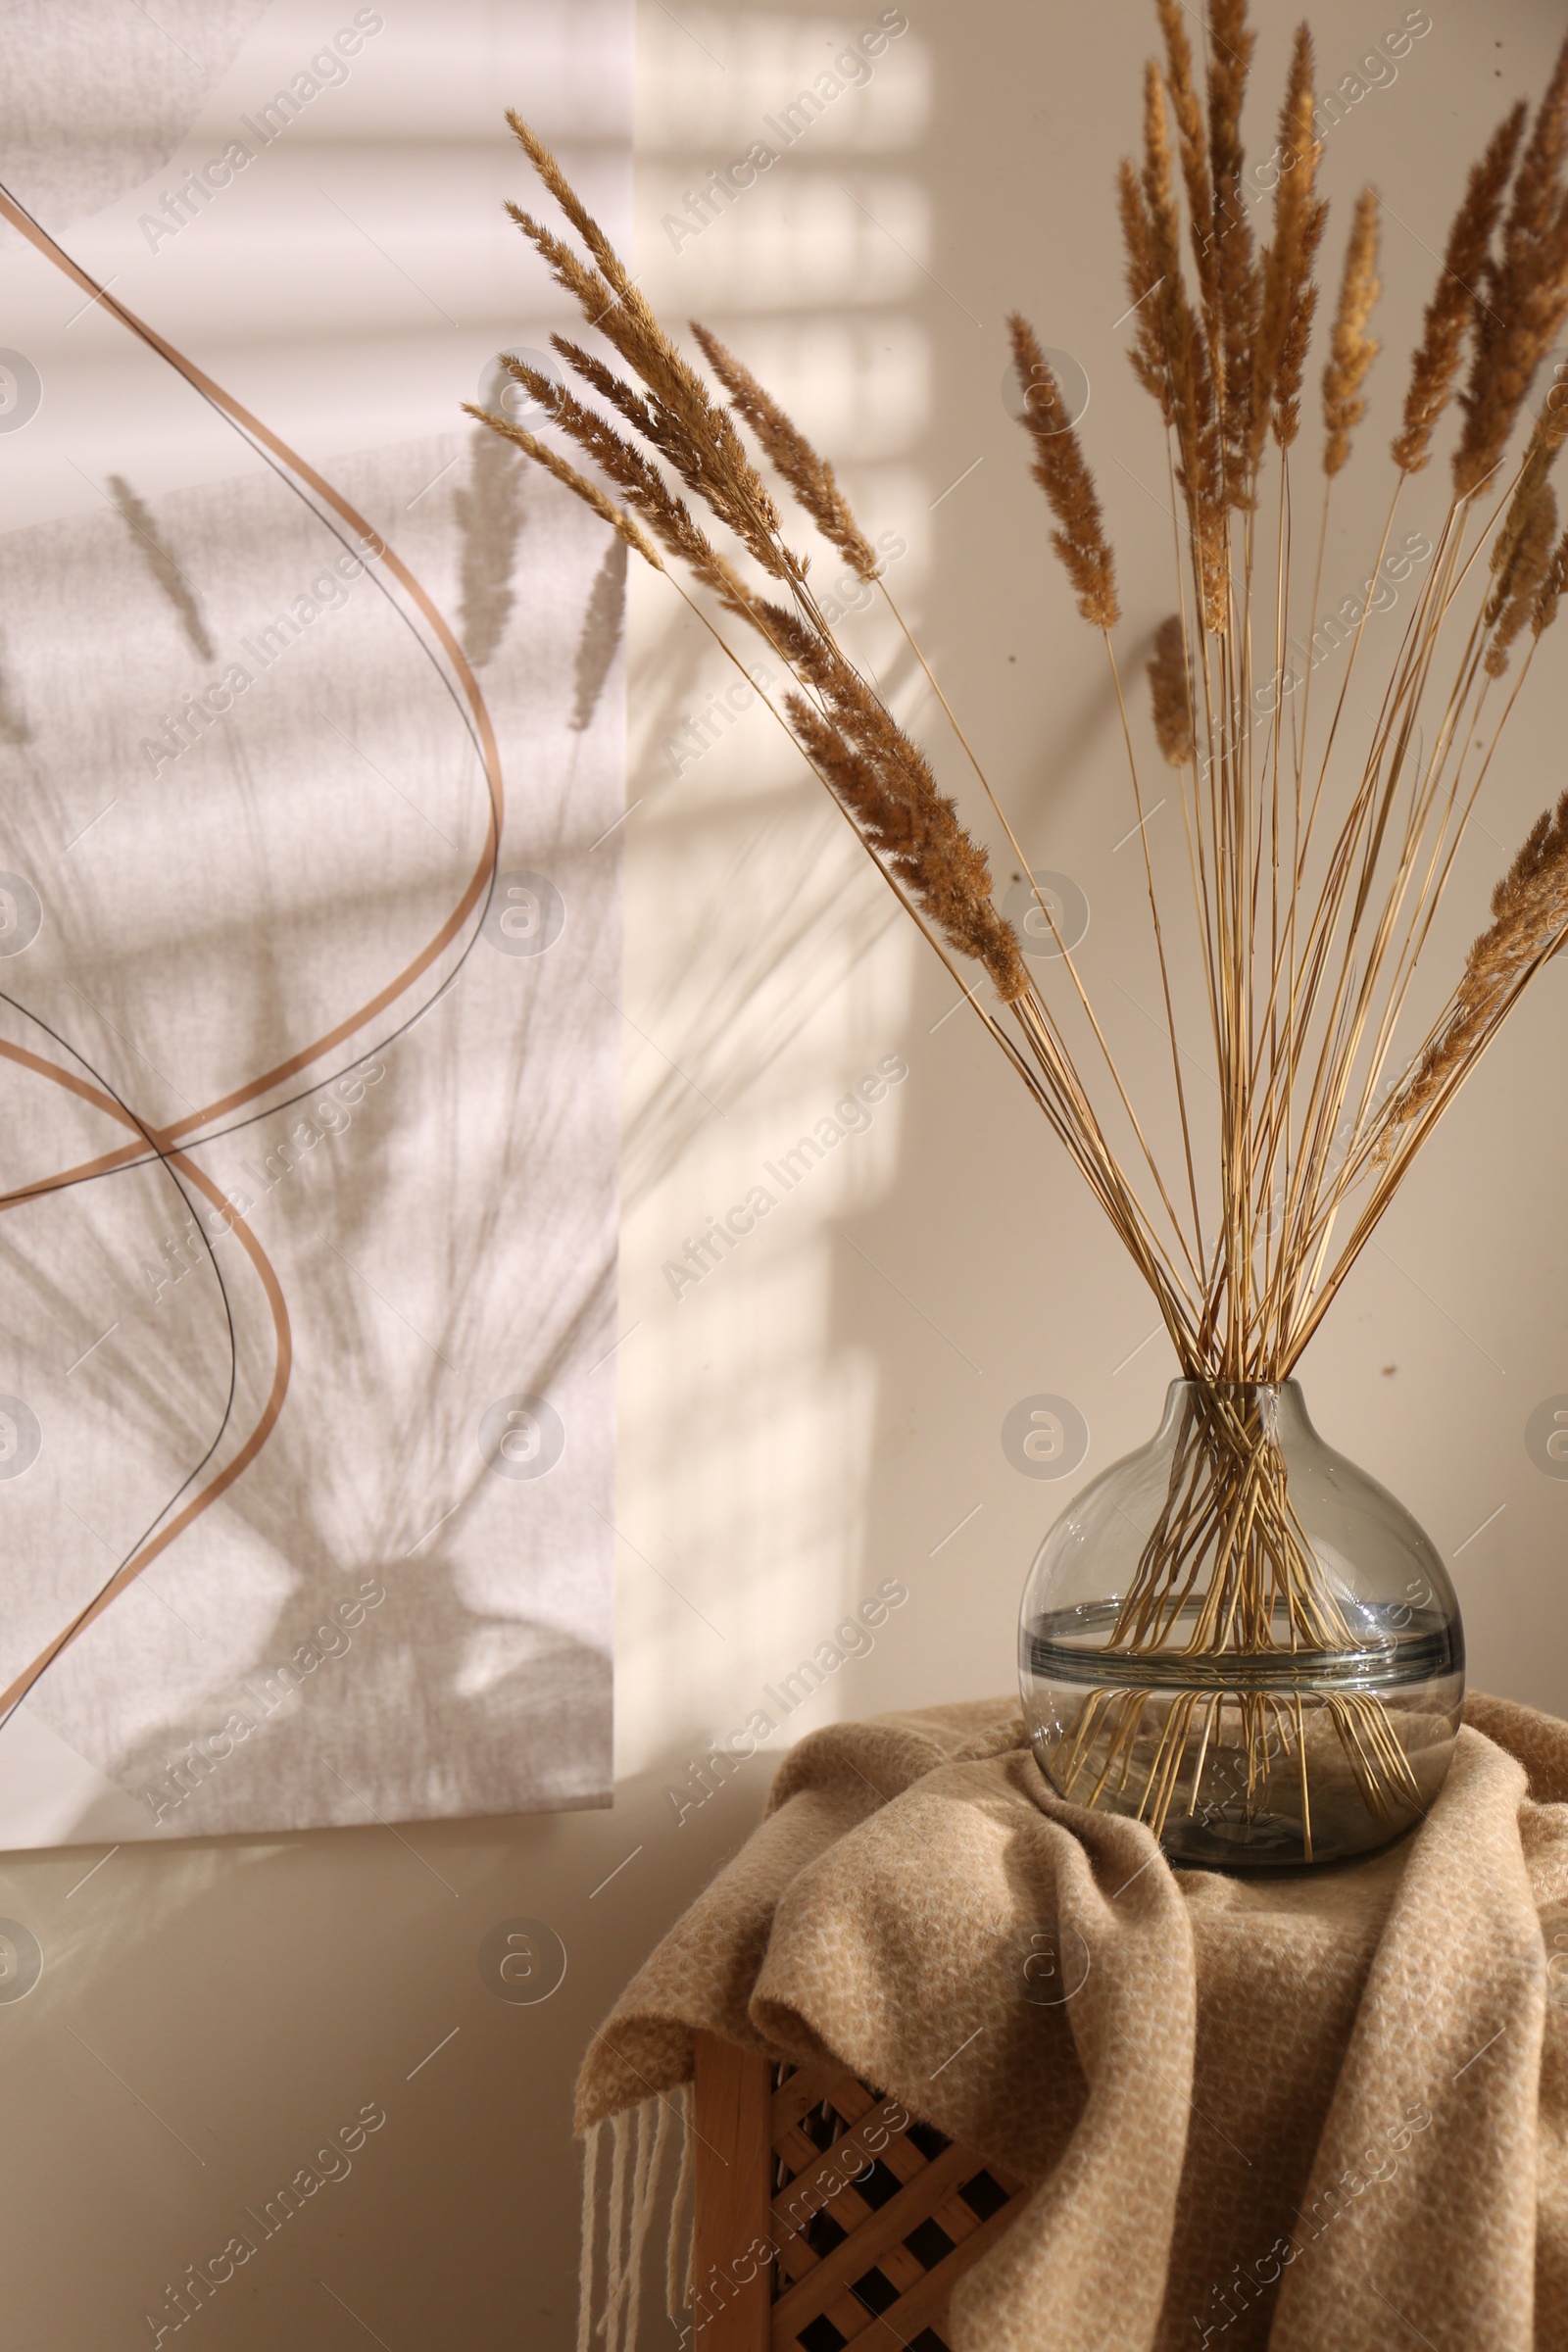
[1156,1378,1314,1445]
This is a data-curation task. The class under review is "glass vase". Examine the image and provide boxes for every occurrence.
[1017,1380,1464,1869]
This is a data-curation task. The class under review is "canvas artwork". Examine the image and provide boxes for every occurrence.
[0,0,629,1841]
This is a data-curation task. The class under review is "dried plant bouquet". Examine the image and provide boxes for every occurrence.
[471,7,1568,1858]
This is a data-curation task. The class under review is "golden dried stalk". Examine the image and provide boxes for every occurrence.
[545,329,753,518]
[1322,189,1382,477]
[1007,314,1120,626]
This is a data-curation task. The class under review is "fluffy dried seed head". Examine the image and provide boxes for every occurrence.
[504,119,791,582]
[1485,483,1557,673]
[1253,26,1326,460]
[1323,189,1382,477]
[1148,615,1195,765]
[462,403,663,569]
[1130,22,1224,607]
[506,112,632,300]
[1117,79,1175,423]
[1008,314,1120,628]
[488,118,1034,1029]
[785,695,1029,1004]
[1487,394,1568,599]
[1381,785,1568,1145]
[1205,0,1254,220]
[1206,0,1262,506]
[1393,106,1525,474]
[1533,524,1568,636]
[688,322,880,582]
[1452,38,1568,497]
[1155,0,1214,318]
[476,368,745,596]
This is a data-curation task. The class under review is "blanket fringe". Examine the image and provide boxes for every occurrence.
[576,2118,602,2352]
[578,2089,688,2350]
[666,2082,695,2329]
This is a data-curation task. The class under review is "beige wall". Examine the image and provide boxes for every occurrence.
[6,1,1568,2342]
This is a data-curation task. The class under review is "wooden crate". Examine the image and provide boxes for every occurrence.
[690,2030,1032,2351]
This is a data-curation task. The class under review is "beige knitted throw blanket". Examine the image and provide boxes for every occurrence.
[574,1692,1568,2349]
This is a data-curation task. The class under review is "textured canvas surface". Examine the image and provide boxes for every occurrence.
[0,0,628,1840]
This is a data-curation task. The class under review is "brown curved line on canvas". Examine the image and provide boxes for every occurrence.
[0,184,506,1175]
[0,1041,292,1719]
[0,188,497,1710]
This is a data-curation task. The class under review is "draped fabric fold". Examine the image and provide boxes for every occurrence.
[576,1693,1568,2348]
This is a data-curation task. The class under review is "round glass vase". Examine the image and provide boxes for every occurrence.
[1018,1380,1464,1869]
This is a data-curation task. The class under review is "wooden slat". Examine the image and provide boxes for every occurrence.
[770,2107,930,2305]
[927,2185,984,2247]
[772,2116,876,2289]
[925,2157,1031,2243]
[779,2180,1032,2350]
[692,2032,774,2351]
[816,2077,942,2193]
[775,2116,853,2180]
[865,2190,1034,2346]
[975,2154,1028,2200]
[770,2060,854,2143]
[770,2140,975,2342]
[773,2110,931,2293]
[774,2123,876,2247]
[851,2126,926,2188]
[772,2185,874,2283]
[767,2139,885,2352]
[698,2045,1033,2352]
[771,2171,933,2304]
[817,2073,875,2125]
[808,2074,1028,2204]
[858,2240,930,2299]
[770,2097,915,2239]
